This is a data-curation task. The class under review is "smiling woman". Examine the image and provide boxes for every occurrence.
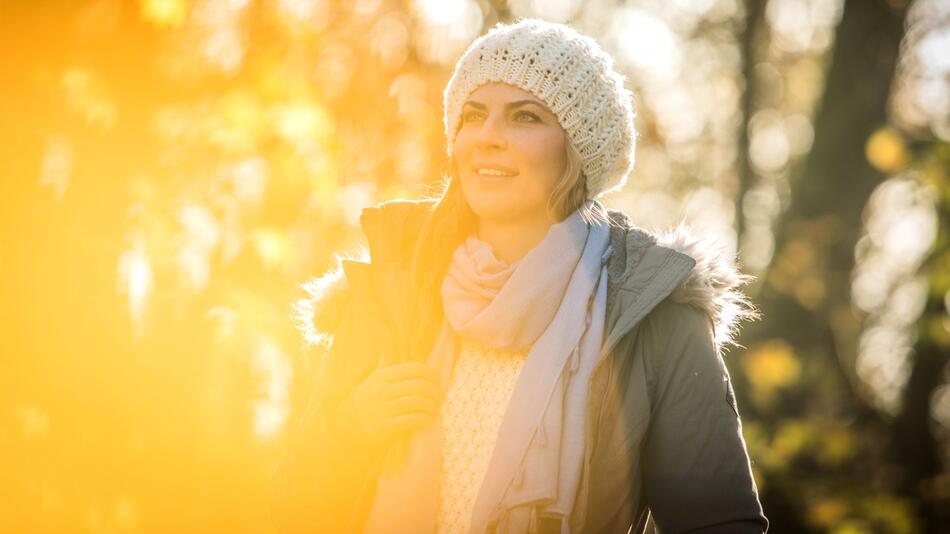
[455,83,573,264]
[272,18,768,534]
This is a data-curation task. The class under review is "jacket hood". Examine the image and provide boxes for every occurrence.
[654,222,759,349]
[294,202,758,352]
[293,247,369,350]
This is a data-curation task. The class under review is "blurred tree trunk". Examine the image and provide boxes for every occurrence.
[742,0,908,409]
[898,297,950,531]
[736,0,766,244]
[894,145,950,532]
[736,0,910,530]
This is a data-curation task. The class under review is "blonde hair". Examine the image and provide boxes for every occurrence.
[404,139,606,361]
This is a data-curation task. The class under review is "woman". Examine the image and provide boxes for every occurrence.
[271,18,769,534]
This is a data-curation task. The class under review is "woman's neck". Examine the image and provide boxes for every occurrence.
[476,213,555,265]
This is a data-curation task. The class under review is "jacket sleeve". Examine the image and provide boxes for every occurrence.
[270,264,390,534]
[639,300,768,533]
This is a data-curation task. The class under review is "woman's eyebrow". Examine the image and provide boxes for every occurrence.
[462,99,549,112]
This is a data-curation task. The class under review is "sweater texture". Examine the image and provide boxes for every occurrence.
[436,340,530,533]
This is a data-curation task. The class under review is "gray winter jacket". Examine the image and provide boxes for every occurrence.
[271,199,769,533]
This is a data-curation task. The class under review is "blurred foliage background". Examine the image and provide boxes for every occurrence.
[1,0,948,532]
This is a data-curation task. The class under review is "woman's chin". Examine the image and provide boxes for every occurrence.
[462,178,543,223]
[467,197,515,220]
[469,201,545,225]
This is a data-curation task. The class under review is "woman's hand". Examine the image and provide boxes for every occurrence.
[330,361,442,451]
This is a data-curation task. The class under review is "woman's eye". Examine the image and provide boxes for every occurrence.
[461,110,538,123]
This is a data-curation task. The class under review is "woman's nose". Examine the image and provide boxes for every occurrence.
[473,115,507,150]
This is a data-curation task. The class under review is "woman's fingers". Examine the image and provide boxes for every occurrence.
[377,394,439,419]
[383,378,442,402]
[375,361,439,384]
[380,412,435,437]
[345,360,442,446]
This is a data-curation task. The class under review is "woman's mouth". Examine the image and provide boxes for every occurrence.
[473,166,518,183]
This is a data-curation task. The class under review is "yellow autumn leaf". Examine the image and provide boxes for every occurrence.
[818,425,856,466]
[250,229,291,271]
[866,128,908,174]
[743,340,802,390]
[139,0,189,30]
[808,498,848,528]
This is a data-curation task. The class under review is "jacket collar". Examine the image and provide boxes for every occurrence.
[295,199,757,352]
[602,208,758,349]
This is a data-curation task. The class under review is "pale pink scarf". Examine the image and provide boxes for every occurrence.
[364,202,612,533]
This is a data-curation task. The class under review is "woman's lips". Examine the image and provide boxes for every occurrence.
[472,164,518,175]
[472,166,518,184]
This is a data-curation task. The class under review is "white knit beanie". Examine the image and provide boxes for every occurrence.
[443,18,637,199]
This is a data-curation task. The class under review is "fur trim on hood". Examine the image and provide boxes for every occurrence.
[657,223,760,350]
[292,247,370,350]
[293,220,758,353]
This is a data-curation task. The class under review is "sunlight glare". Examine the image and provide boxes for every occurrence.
[411,0,483,65]
[653,87,704,143]
[251,337,292,440]
[394,137,431,184]
[194,0,250,73]
[414,0,468,26]
[609,8,681,83]
[118,235,154,339]
[336,182,378,227]
[61,67,118,131]
[915,77,950,125]
[508,0,582,23]
[277,0,324,22]
[273,101,335,149]
[177,205,220,292]
[856,324,913,414]
[371,12,411,71]
[750,110,791,172]
[39,136,73,203]
[17,404,51,438]
[917,26,950,74]
[866,179,937,262]
[139,0,190,29]
[683,186,738,254]
[251,229,291,271]
[766,0,843,53]
[315,42,358,100]
[852,178,938,414]
[230,158,269,207]
[853,177,937,312]
[203,26,244,73]
[355,0,383,16]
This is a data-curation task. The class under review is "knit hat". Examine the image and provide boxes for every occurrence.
[443,18,637,199]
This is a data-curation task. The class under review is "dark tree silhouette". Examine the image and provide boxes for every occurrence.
[736,0,912,531]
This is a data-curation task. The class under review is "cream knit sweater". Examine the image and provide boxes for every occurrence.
[435,338,531,533]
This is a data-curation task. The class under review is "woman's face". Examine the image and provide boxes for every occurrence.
[453,83,568,226]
